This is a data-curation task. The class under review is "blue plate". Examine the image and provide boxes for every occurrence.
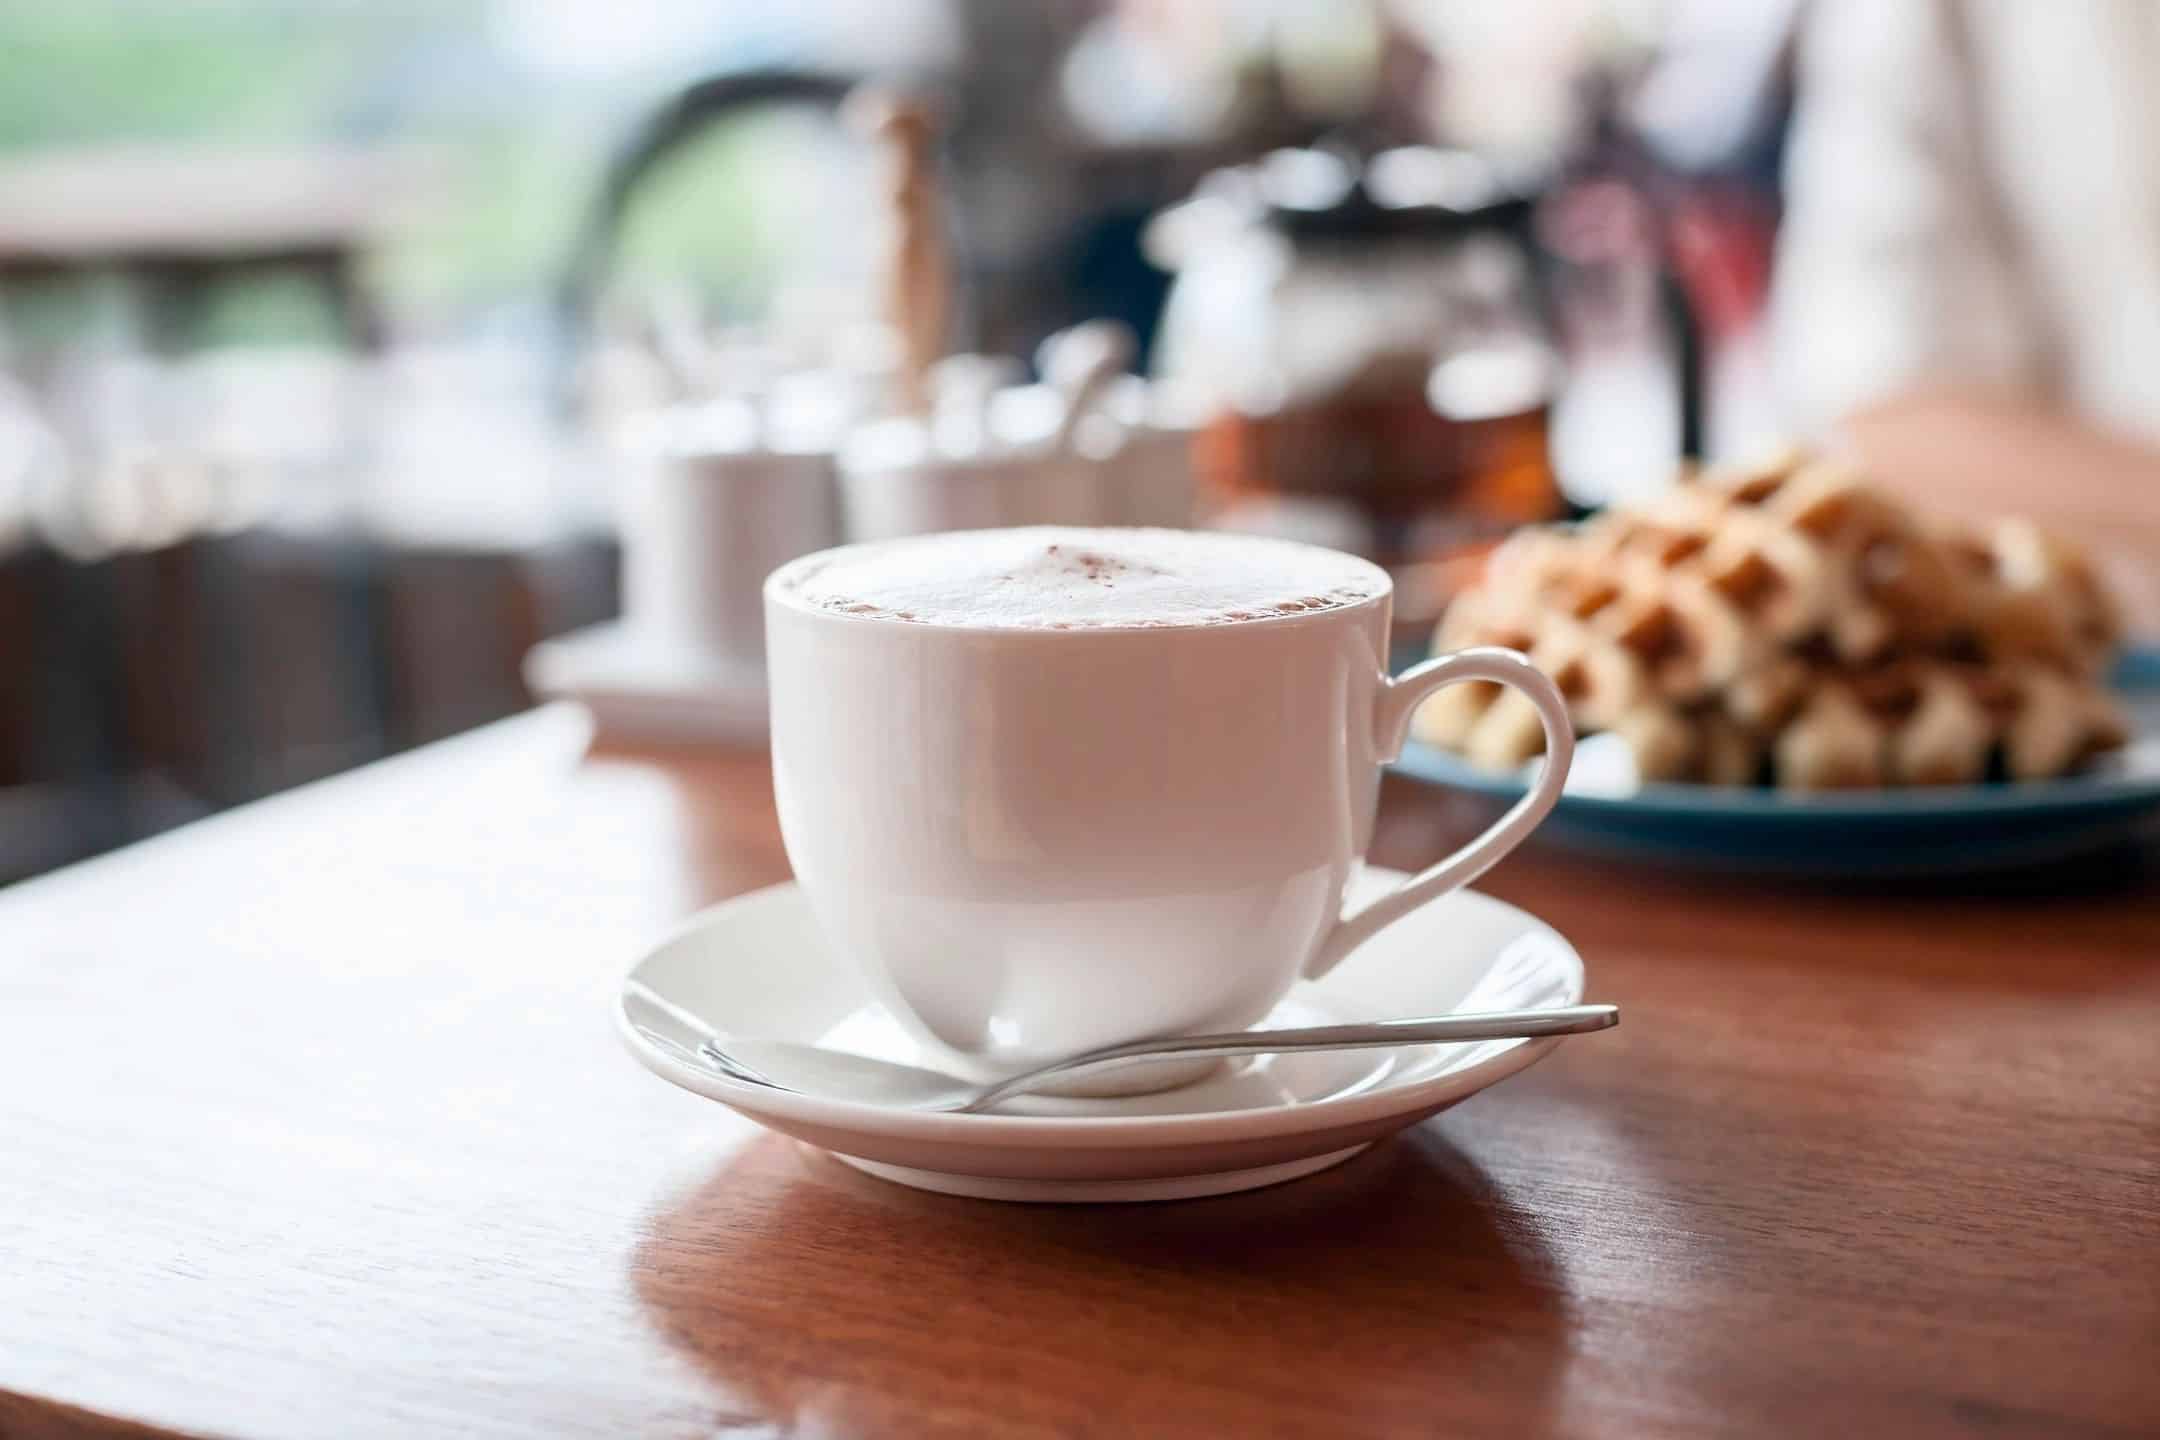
[1392,651,2160,875]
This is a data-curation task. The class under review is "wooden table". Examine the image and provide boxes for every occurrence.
[4,708,2156,1439]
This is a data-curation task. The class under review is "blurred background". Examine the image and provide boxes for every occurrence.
[2,0,2153,882]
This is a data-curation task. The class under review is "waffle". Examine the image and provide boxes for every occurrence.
[1419,449,2130,789]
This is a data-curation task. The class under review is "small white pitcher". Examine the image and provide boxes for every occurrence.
[618,394,842,667]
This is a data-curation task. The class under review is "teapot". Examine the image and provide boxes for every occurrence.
[1147,146,1566,607]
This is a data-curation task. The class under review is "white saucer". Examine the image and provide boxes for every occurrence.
[524,621,769,744]
[617,868,1585,1203]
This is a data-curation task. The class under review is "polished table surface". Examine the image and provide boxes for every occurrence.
[3,707,2157,1439]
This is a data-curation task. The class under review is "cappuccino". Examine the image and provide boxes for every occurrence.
[769,526,1385,630]
[764,523,1572,1081]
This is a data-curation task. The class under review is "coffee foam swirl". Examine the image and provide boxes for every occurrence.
[773,527,1386,630]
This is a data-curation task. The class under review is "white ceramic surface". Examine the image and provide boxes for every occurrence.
[620,424,840,666]
[1103,374,1202,530]
[765,531,1574,1082]
[839,442,1111,541]
[523,622,769,744]
[838,375,1194,543]
[618,870,1586,1202]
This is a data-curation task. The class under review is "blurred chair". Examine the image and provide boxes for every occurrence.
[0,143,434,351]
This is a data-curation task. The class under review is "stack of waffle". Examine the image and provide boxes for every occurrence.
[1416,449,2129,788]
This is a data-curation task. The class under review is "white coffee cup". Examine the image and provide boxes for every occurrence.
[839,408,1114,542]
[839,343,1194,543]
[764,529,1573,1085]
[620,402,841,666]
[841,440,1107,540]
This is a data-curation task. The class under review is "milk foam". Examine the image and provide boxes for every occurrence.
[773,527,1386,629]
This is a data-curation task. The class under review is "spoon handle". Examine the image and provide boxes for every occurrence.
[959,1004,1618,1113]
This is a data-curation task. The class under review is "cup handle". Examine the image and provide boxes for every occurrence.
[1305,646,1575,981]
